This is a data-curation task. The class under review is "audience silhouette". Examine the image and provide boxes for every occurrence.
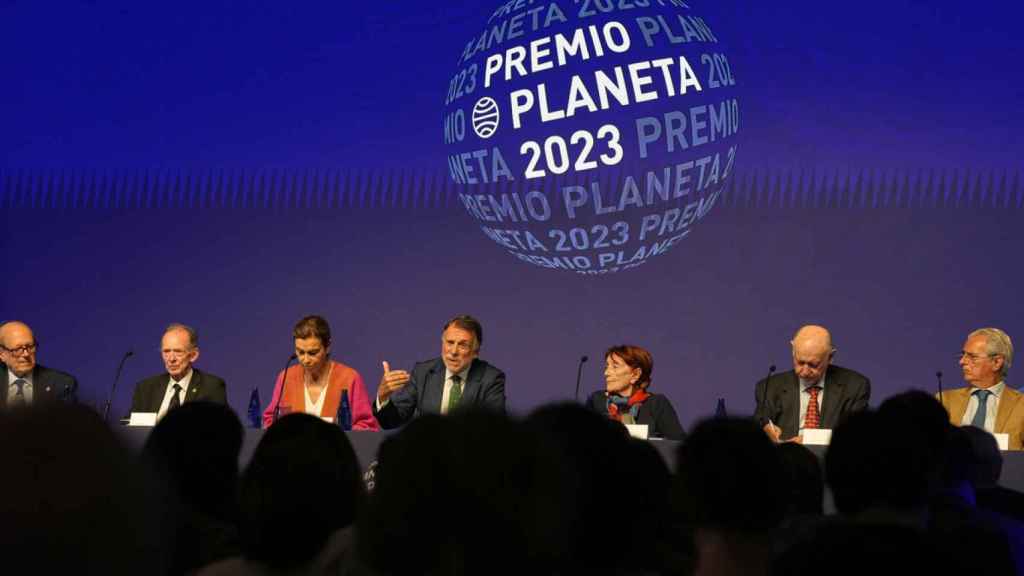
[4,389,1023,576]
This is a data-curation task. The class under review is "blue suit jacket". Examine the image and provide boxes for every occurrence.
[373,357,506,429]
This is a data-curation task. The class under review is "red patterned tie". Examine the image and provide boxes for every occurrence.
[803,386,821,429]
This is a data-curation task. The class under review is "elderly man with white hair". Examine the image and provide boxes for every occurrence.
[941,328,1023,450]
[754,325,871,442]
[0,321,78,408]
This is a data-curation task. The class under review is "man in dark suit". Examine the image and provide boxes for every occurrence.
[754,324,870,441]
[374,315,505,429]
[130,323,226,417]
[0,321,77,408]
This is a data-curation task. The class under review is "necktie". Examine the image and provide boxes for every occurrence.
[167,383,183,411]
[971,389,992,429]
[11,379,26,406]
[803,385,821,429]
[446,374,462,414]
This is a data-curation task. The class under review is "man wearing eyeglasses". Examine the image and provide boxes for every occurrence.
[754,324,871,442]
[940,328,1022,450]
[373,315,506,429]
[0,321,78,408]
[129,324,227,418]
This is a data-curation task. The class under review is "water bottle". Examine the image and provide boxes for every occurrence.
[338,389,352,431]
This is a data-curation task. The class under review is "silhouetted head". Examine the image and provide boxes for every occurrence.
[827,391,951,516]
[960,425,1002,488]
[0,403,170,574]
[239,413,364,571]
[359,410,540,575]
[777,442,824,516]
[143,400,243,520]
[674,417,786,531]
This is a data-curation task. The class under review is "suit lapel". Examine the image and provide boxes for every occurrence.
[779,373,800,437]
[185,369,202,402]
[996,386,1023,433]
[461,359,483,406]
[820,367,843,429]
[152,374,171,412]
[941,388,970,425]
[424,359,446,413]
[0,368,8,409]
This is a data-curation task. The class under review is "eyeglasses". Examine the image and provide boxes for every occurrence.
[1,343,36,356]
[161,348,193,358]
[958,351,998,364]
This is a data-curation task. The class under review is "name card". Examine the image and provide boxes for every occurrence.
[802,428,833,446]
[994,432,1010,451]
[128,412,157,427]
[624,424,649,440]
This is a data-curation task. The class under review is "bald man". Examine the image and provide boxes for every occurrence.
[754,325,870,441]
[0,321,78,408]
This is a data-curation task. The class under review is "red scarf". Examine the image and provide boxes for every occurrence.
[606,388,651,421]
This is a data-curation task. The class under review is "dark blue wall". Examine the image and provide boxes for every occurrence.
[2,1,1021,427]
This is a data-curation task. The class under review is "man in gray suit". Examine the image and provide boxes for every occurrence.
[0,321,77,408]
[374,315,506,429]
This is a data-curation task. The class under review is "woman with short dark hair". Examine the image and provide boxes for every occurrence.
[585,344,685,440]
[261,315,379,430]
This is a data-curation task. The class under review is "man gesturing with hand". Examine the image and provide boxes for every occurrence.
[373,315,506,429]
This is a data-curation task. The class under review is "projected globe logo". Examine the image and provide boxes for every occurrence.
[472,97,500,138]
[442,2,740,274]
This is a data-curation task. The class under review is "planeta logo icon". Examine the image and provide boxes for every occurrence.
[472,97,500,139]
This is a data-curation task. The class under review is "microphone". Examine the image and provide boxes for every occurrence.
[271,353,297,425]
[574,355,589,401]
[758,364,776,426]
[103,350,134,423]
[936,370,944,406]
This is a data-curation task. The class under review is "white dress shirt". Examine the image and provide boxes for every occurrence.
[157,369,194,419]
[6,368,33,404]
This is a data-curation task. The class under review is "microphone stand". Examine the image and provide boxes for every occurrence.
[574,355,588,401]
[103,350,133,423]
[271,354,297,424]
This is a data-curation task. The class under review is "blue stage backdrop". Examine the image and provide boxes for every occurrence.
[1,1,1021,428]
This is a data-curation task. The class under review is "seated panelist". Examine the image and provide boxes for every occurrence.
[754,325,870,443]
[131,324,226,419]
[262,315,379,430]
[939,327,1023,450]
[0,321,78,408]
[373,315,506,429]
[585,344,685,440]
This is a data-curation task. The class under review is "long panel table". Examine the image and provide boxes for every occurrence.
[118,428,1024,492]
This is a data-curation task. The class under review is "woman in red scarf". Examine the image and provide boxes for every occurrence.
[586,344,685,440]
